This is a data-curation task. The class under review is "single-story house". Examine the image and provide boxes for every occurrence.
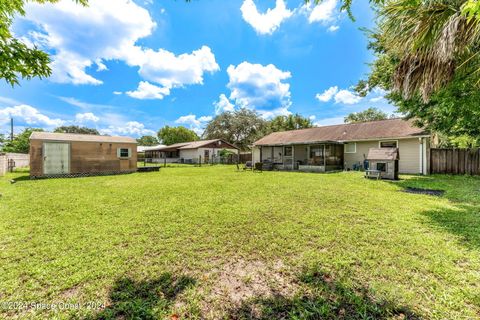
[144,139,239,163]
[30,132,137,178]
[252,118,429,175]
[137,145,166,154]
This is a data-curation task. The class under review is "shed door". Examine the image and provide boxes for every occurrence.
[43,143,70,175]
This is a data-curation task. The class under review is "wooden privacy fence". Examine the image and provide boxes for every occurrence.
[430,148,480,175]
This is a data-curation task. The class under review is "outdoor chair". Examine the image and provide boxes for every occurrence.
[243,161,253,170]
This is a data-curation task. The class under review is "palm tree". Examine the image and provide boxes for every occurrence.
[310,0,480,101]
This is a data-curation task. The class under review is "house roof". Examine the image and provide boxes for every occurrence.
[253,118,427,146]
[137,145,166,152]
[147,139,239,151]
[367,148,399,161]
[30,132,137,144]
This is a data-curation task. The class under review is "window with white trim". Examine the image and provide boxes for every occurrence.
[380,140,398,148]
[117,148,131,158]
[344,142,356,153]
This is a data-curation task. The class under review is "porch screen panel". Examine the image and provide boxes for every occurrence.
[309,145,324,165]
[326,144,343,167]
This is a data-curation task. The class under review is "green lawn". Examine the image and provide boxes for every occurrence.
[1,166,479,319]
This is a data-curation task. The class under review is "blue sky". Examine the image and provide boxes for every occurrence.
[0,0,396,137]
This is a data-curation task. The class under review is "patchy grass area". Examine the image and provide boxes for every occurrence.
[1,166,479,319]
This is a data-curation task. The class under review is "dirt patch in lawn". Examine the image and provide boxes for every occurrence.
[404,187,445,197]
[201,259,299,318]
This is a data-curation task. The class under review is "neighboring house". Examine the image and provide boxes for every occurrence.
[144,139,239,163]
[137,145,166,154]
[252,118,429,175]
[30,132,137,178]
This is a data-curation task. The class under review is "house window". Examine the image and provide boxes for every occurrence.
[380,140,398,148]
[284,146,292,157]
[344,142,356,153]
[118,148,131,158]
[377,162,387,172]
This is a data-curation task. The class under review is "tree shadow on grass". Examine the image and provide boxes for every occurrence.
[385,176,480,250]
[227,268,419,320]
[421,203,480,250]
[83,273,196,320]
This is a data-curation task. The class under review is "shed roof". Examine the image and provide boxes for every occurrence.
[30,132,137,144]
[367,148,399,160]
[253,118,427,146]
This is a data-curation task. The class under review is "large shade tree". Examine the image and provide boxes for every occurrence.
[137,135,159,146]
[266,114,313,133]
[54,125,99,135]
[344,107,390,123]
[203,108,267,150]
[157,126,199,145]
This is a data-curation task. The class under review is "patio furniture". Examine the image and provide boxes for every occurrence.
[262,162,273,171]
[243,161,253,170]
[365,169,381,180]
[253,162,263,172]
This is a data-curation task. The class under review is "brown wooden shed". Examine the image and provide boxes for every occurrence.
[29,132,137,178]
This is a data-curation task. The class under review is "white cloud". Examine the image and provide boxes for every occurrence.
[334,89,362,104]
[328,25,339,32]
[23,0,155,85]
[316,86,338,102]
[226,62,292,114]
[175,114,212,135]
[135,46,219,90]
[240,0,293,35]
[258,107,291,119]
[113,91,122,95]
[309,115,316,121]
[125,81,170,100]
[304,0,338,24]
[0,105,64,127]
[369,96,384,103]
[21,0,219,97]
[75,112,99,123]
[100,121,155,136]
[214,94,235,114]
[315,86,362,105]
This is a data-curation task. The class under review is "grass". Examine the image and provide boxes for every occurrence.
[0,166,479,319]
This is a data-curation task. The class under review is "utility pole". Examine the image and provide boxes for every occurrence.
[10,118,13,141]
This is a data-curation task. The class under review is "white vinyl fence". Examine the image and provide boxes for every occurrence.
[0,153,29,176]
[0,154,7,176]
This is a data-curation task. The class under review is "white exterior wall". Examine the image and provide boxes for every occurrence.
[179,149,199,161]
[252,146,261,164]
[344,137,429,174]
[180,148,239,163]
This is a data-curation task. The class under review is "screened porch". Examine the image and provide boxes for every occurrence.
[258,143,344,172]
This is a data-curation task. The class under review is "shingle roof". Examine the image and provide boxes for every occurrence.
[253,119,427,146]
[367,148,399,161]
[178,139,223,149]
[147,139,238,151]
[137,145,166,152]
[30,132,137,143]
